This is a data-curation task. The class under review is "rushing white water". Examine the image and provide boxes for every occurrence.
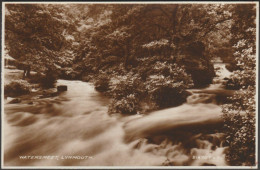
[3,63,232,166]
[4,80,167,166]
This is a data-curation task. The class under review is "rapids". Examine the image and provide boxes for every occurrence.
[3,63,233,166]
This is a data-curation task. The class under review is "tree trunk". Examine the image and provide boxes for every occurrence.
[27,66,31,78]
[23,68,26,79]
[124,44,129,69]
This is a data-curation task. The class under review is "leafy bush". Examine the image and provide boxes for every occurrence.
[40,68,57,88]
[222,36,256,165]
[81,72,94,82]
[25,70,57,89]
[108,72,142,114]
[225,77,242,90]
[109,94,138,114]
[222,88,255,165]
[4,80,31,97]
[27,73,45,84]
[225,63,240,72]
[102,55,120,65]
[107,61,194,114]
[94,73,110,92]
[144,62,193,108]
[110,72,141,99]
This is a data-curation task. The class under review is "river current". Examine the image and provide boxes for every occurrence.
[3,63,232,166]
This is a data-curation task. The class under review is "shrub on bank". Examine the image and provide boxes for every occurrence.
[107,61,194,114]
[40,68,57,88]
[222,89,256,166]
[109,94,138,114]
[59,67,82,80]
[110,72,141,99]
[225,77,242,90]
[94,74,110,92]
[144,62,194,108]
[108,72,143,114]
[4,80,31,97]
[222,36,256,165]
[27,73,45,84]
[26,71,57,89]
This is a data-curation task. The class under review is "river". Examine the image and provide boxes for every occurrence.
[3,63,233,166]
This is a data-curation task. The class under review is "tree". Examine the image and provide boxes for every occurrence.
[69,4,243,114]
[78,4,234,87]
[5,4,76,74]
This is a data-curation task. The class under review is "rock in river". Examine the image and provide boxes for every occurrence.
[57,85,67,92]
[8,98,21,104]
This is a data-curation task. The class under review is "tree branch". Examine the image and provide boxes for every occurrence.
[199,16,232,39]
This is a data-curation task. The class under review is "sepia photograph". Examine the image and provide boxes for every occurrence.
[1,1,258,169]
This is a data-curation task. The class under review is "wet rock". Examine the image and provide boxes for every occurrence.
[6,97,13,103]
[40,92,59,98]
[8,98,21,104]
[57,85,67,92]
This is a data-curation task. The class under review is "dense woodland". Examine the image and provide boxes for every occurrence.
[4,3,256,166]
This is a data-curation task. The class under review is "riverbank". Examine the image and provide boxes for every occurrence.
[4,68,62,105]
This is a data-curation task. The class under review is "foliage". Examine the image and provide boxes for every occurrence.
[75,4,238,90]
[109,94,138,114]
[105,59,193,114]
[144,61,193,107]
[40,68,57,88]
[108,71,143,114]
[110,71,141,98]
[27,73,45,84]
[225,46,256,90]
[222,88,256,165]
[221,4,256,166]
[72,4,236,114]
[5,4,76,72]
[3,3,257,166]
[94,73,111,92]
[4,80,31,97]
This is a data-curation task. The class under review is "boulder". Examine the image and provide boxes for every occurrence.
[57,85,67,92]
[8,98,21,104]
[6,97,14,103]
